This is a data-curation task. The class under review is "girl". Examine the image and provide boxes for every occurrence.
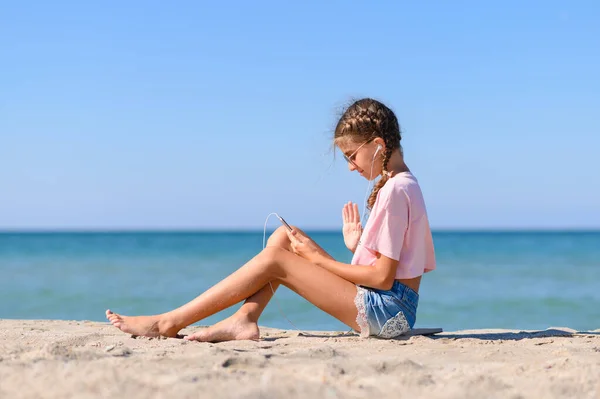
[106,98,436,340]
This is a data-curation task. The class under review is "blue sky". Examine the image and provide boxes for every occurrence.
[1,1,599,230]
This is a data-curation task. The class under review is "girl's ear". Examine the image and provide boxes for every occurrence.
[373,137,385,152]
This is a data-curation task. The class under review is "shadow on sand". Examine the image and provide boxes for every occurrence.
[427,328,598,341]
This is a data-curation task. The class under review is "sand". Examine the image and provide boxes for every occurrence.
[0,320,598,398]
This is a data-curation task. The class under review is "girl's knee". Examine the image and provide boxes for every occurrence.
[259,247,286,277]
[266,226,294,249]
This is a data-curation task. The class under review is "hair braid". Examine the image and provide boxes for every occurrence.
[367,146,392,209]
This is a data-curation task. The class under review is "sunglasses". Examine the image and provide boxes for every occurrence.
[342,138,374,169]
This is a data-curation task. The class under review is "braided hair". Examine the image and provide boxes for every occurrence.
[334,98,402,210]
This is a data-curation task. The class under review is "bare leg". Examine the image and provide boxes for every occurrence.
[228,226,297,323]
[106,227,292,338]
[179,281,277,342]
[184,226,334,342]
[106,229,352,339]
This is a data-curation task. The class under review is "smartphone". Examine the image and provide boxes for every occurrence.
[277,215,293,232]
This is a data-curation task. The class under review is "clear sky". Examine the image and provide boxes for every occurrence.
[1,1,599,230]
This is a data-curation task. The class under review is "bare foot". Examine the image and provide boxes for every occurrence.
[105,309,179,338]
[184,314,260,343]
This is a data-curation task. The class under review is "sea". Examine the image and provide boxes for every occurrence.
[1,231,598,332]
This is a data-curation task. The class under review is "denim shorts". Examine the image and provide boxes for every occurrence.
[354,280,419,339]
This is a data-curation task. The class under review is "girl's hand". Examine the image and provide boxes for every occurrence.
[342,202,362,253]
[285,229,323,263]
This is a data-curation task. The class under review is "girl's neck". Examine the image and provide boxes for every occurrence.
[384,150,410,178]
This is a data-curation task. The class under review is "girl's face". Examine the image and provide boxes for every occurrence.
[338,137,384,181]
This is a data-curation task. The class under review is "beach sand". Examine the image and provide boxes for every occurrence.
[0,320,598,398]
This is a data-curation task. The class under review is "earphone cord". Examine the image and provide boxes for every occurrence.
[259,147,380,333]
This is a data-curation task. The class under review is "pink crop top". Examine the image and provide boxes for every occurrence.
[351,171,436,279]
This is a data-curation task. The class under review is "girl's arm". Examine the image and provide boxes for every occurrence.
[312,253,397,291]
[285,229,398,290]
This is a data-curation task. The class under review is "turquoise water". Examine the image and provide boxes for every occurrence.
[1,231,599,332]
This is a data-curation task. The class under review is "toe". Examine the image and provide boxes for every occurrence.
[184,332,204,341]
[184,333,196,341]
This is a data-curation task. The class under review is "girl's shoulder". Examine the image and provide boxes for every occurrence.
[377,172,428,215]
[381,171,421,198]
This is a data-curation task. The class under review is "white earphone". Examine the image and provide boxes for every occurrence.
[374,144,382,157]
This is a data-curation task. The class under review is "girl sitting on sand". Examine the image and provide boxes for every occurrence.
[106,98,436,341]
